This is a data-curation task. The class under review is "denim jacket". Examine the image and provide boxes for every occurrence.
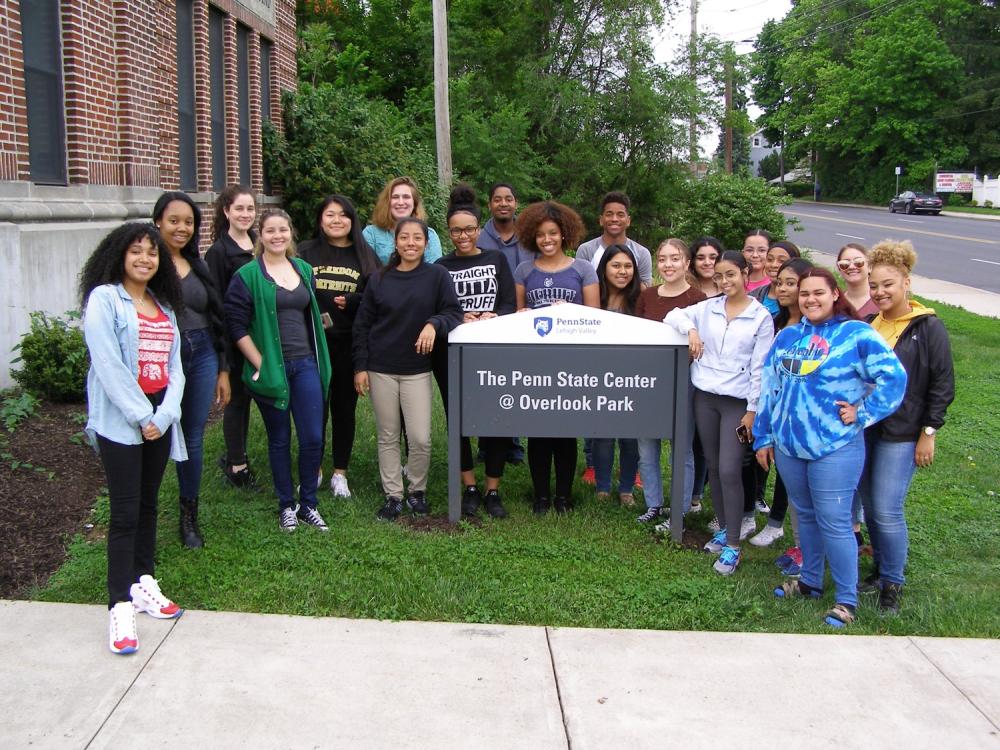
[83,284,187,461]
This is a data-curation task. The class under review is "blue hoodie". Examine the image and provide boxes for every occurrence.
[753,316,907,460]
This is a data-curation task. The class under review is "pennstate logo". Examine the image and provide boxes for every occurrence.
[534,317,553,337]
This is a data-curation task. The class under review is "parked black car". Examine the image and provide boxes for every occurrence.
[889,191,943,215]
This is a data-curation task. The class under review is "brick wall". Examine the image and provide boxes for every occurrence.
[0,0,296,195]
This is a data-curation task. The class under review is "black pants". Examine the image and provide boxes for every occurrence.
[432,344,507,478]
[324,333,358,470]
[742,444,768,513]
[527,438,577,499]
[223,353,254,466]
[98,429,172,608]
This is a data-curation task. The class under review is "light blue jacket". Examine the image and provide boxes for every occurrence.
[753,316,907,460]
[664,295,774,411]
[83,284,187,461]
[362,224,443,265]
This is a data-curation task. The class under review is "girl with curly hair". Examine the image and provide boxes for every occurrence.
[80,222,187,654]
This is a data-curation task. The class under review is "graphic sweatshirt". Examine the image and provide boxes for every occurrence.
[753,315,907,460]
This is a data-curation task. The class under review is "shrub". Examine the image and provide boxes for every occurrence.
[985,200,994,209]
[669,174,793,250]
[263,82,446,236]
[11,311,89,403]
[946,193,969,207]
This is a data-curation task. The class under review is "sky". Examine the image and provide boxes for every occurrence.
[653,0,793,156]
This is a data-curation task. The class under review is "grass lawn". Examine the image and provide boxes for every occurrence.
[36,301,1000,637]
[943,205,1000,217]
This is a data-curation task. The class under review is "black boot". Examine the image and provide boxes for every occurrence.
[179,497,204,549]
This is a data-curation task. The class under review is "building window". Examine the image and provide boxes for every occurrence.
[753,137,761,147]
[236,24,251,186]
[209,7,226,191]
[260,37,273,194]
[21,0,67,184]
[176,0,196,190]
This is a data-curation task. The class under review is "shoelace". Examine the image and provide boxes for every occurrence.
[137,577,169,607]
[638,508,660,522]
[280,508,297,526]
[301,508,325,526]
[112,605,136,639]
[719,547,740,566]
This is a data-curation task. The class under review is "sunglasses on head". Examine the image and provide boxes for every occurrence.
[837,258,866,270]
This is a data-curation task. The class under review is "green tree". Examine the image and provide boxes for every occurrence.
[757,151,782,181]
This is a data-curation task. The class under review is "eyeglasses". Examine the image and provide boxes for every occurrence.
[837,259,866,270]
[448,227,479,238]
[712,271,742,283]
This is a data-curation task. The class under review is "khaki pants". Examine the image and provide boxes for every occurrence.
[368,371,432,498]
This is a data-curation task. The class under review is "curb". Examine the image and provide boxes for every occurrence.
[790,200,1000,222]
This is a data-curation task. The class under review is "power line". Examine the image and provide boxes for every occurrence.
[927,105,1000,121]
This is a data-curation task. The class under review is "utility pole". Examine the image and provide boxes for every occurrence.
[724,56,733,175]
[432,0,453,186]
[688,0,698,174]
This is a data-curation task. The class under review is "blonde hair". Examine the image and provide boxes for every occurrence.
[371,176,427,230]
[868,239,917,276]
[657,237,689,257]
[254,208,297,259]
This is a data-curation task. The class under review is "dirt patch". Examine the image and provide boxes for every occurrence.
[0,402,105,598]
[652,525,714,551]
[399,514,481,533]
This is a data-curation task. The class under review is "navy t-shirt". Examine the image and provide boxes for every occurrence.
[513,258,598,309]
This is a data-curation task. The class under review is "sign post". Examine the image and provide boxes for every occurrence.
[447,304,691,542]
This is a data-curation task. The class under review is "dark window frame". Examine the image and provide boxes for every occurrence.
[175,0,196,190]
[236,24,251,186]
[260,37,273,194]
[209,7,226,191]
[22,0,67,184]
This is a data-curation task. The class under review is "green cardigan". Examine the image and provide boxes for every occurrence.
[233,257,332,410]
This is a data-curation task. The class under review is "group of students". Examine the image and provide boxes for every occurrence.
[80,178,953,654]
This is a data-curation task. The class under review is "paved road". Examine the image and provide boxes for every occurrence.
[781,204,1000,293]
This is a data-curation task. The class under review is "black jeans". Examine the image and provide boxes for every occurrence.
[527,438,577,499]
[324,333,359,470]
[223,352,255,466]
[98,428,172,608]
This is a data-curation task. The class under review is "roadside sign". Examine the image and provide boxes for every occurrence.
[895,166,902,176]
[936,172,976,192]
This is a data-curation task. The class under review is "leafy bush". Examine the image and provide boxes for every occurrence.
[946,193,969,207]
[11,311,89,403]
[985,200,994,208]
[669,174,793,250]
[782,182,815,198]
[263,82,446,236]
[0,390,37,432]
[756,151,783,181]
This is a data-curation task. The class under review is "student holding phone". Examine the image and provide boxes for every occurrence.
[664,251,773,576]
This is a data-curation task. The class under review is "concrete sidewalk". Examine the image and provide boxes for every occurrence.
[2,600,998,749]
[809,249,1000,318]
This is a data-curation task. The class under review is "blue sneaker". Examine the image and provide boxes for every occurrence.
[713,546,741,575]
[703,529,728,554]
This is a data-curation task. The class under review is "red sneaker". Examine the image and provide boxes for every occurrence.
[581,466,596,485]
[108,601,138,655]
[633,473,643,489]
[130,575,184,619]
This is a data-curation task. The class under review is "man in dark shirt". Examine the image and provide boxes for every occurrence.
[476,183,534,276]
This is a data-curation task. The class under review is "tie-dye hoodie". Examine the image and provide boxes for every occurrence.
[753,315,907,460]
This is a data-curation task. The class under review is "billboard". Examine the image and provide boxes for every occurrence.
[936,172,976,193]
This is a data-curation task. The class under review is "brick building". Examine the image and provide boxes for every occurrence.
[0,0,298,385]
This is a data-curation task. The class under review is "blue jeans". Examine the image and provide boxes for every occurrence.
[776,433,865,607]
[638,437,695,511]
[858,435,916,585]
[593,438,639,494]
[255,357,325,510]
[175,328,218,498]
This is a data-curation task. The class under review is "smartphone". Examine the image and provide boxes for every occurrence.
[321,312,334,330]
[736,423,751,445]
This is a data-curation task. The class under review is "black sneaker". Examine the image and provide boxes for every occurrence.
[297,505,329,531]
[553,496,572,514]
[878,582,902,614]
[532,496,551,515]
[406,490,429,516]
[637,506,661,523]
[484,490,508,519]
[858,568,881,594]
[376,496,403,521]
[218,455,257,489]
[461,485,482,517]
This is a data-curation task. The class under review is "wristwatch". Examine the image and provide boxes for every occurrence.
[923,426,937,436]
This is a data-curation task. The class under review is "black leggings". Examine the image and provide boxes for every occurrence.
[98,429,172,608]
[324,333,359,470]
[527,438,577,499]
[223,354,254,466]
[432,345,506,478]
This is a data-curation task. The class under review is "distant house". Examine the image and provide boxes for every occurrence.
[749,130,779,177]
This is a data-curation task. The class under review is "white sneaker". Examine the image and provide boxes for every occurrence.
[109,601,138,654]
[653,518,671,533]
[330,473,352,498]
[749,524,785,547]
[739,516,757,540]
[707,517,721,533]
[755,499,770,514]
[689,498,702,513]
[130,575,183,619]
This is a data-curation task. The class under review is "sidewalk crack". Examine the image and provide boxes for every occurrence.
[908,636,1000,733]
[545,626,572,750]
[85,616,181,748]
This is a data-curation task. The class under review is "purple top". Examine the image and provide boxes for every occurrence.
[514,258,598,309]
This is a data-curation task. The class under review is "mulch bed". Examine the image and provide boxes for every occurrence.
[0,402,105,598]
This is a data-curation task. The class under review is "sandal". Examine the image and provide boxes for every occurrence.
[619,492,636,507]
[774,580,821,599]
[824,603,856,629]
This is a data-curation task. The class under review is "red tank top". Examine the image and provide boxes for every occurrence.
[136,306,173,394]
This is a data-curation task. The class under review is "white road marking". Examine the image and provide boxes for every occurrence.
[899,218,924,224]
[835,233,866,240]
[819,209,838,214]
[971,258,1000,266]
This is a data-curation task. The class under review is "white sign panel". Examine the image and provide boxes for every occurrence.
[936,172,976,193]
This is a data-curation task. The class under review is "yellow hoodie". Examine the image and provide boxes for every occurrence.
[870,300,935,348]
